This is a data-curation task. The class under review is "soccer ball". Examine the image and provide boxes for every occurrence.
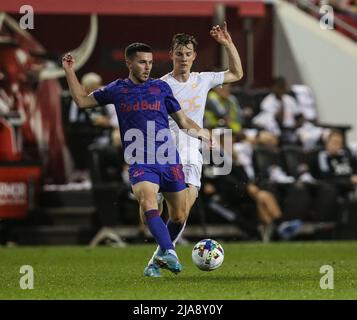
[192,239,224,271]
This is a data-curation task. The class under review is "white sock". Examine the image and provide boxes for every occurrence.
[167,249,178,258]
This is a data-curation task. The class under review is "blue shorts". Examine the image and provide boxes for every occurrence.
[129,164,186,193]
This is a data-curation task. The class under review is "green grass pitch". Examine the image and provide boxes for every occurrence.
[0,241,356,299]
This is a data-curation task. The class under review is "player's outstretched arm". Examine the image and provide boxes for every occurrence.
[170,110,210,142]
[62,53,98,108]
[210,21,243,84]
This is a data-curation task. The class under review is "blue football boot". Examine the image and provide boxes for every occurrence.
[154,250,182,274]
[143,263,161,277]
[143,247,164,277]
[277,219,303,240]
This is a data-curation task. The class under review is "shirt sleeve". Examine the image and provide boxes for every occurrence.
[162,82,181,114]
[92,80,117,106]
[105,104,119,128]
[260,94,275,113]
[201,71,225,90]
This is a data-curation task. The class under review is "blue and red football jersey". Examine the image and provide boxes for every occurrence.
[93,78,181,165]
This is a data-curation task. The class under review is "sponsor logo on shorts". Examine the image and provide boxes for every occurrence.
[171,165,184,181]
[132,169,145,178]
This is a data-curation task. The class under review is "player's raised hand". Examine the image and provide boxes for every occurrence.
[210,21,232,46]
[62,53,75,70]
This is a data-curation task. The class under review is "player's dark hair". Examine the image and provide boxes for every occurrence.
[327,129,344,141]
[125,42,152,60]
[170,33,198,51]
[272,76,286,88]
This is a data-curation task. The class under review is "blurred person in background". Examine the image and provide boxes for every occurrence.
[204,83,243,134]
[201,130,302,242]
[311,130,357,199]
[295,113,331,152]
[68,72,118,181]
[253,77,300,145]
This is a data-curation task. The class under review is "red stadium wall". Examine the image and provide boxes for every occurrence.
[10,4,273,87]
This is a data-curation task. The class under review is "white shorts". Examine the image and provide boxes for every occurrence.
[183,163,202,189]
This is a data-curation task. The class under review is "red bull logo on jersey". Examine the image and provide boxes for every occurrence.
[120,100,161,113]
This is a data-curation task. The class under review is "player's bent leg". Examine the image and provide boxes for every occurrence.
[132,181,177,276]
[153,184,197,250]
[139,194,164,229]
[186,184,199,216]
[148,188,186,274]
[143,193,167,275]
[164,188,187,226]
[145,191,180,271]
[132,181,160,216]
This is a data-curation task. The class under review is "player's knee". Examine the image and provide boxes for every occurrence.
[186,186,198,210]
[171,213,186,224]
[184,200,194,216]
[139,197,157,213]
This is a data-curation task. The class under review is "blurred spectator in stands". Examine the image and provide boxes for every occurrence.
[200,144,261,240]
[291,84,318,122]
[232,130,278,180]
[295,113,331,151]
[234,129,340,227]
[205,84,243,134]
[252,109,281,138]
[230,146,284,242]
[200,130,302,241]
[349,141,357,158]
[253,77,301,145]
[68,72,118,181]
[260,77,300,129]
[311,129,357,198]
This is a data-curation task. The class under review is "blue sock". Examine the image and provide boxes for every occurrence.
[167,220,185,243]
[144,210,174,251]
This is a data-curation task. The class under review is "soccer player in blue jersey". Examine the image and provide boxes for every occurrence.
[62,43,210,276]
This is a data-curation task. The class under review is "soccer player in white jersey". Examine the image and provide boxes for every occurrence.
[144,22,243,277]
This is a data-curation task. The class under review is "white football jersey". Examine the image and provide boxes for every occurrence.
[161,71,224,165]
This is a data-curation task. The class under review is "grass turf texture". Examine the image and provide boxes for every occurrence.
[0,241,356,299]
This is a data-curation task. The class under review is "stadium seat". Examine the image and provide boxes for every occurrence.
[280,145,306,178]
[252,145,283,181]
